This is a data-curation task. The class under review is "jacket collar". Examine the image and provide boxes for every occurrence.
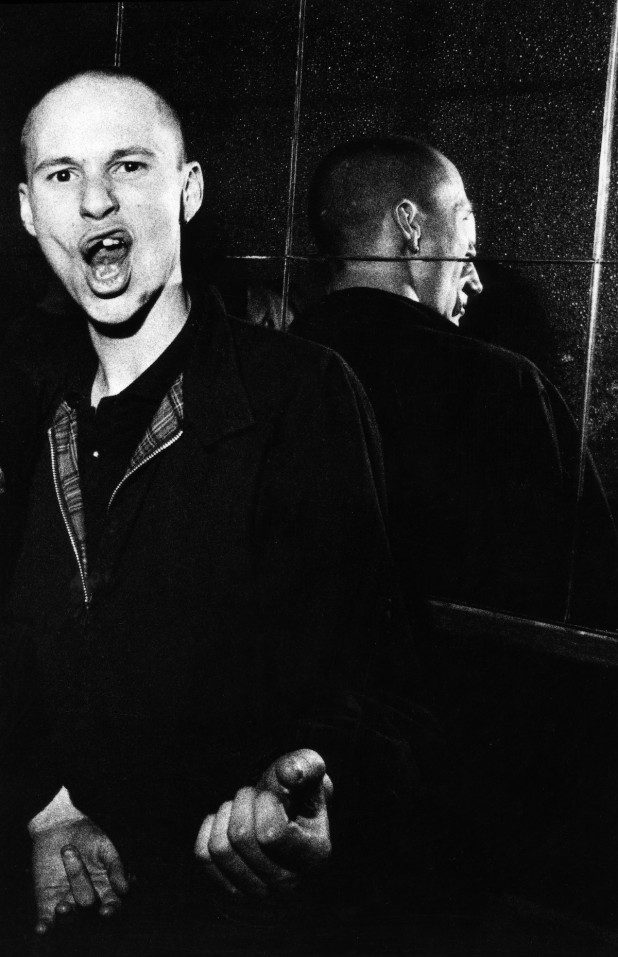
[53,284,255,448]
[317,287,462,337]
[182,285,255,447]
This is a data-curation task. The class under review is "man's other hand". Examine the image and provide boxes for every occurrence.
[31,817,129,934]
[194,748,333,897]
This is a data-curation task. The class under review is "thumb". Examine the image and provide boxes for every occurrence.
[98,839,130,896]
[261,750,333,815]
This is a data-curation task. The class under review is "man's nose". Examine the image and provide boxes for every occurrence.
[464,262,483,297]
[79,175,119,219]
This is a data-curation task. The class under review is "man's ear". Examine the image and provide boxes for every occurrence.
[181,162,204,225]
[18,183,36,237]
[393,199,422,254]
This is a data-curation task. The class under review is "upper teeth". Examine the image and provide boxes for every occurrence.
[102,238,122,247]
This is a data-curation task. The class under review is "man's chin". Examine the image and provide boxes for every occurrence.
[73,286,150,331]
[84,300,137,326]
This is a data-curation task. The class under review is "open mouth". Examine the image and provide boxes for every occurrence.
[452,291,467,322]
[80,229,132,295]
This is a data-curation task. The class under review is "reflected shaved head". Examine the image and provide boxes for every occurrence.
[21,70,186,180]
[308,136,456,256]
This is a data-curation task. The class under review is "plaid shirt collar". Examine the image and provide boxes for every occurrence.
[46,285,255,603]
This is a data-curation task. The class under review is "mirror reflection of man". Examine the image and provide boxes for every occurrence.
[293,136,618,629]
[2,77,434,948]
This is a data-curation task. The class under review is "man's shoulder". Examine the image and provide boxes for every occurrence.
[455,330,545,379]
[297,289,548,393]
[226,314,356,395]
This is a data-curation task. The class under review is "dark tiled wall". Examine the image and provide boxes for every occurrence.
[2,0,617,628]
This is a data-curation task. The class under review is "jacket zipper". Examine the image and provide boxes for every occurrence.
[50,423,183,603]
[48,432,90,607]
[107,430,183,509]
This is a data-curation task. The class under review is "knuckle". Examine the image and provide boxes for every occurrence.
[227,820,254,850]
[208,834,235,865]
[257,826,283,850]
[195,843,211,863]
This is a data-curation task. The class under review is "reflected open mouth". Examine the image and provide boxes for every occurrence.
[453,292,467,321]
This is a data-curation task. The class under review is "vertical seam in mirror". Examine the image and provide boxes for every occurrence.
[280,0,308,331]
[114,1,125,69]
[566,0,618,621]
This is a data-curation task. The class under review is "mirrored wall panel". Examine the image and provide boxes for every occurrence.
[2,0,617,635]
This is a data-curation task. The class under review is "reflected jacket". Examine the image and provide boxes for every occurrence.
[292,287,618,629]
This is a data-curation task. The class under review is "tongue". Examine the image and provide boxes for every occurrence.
[90,244,127,267]
[89,244,129,286]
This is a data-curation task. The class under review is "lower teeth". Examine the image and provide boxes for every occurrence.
[91,262,125,283]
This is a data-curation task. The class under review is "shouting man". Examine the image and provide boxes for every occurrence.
[1,76,436,952]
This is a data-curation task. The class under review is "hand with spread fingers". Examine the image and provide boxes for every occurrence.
[194,748,333,898]
[31,816,129,934]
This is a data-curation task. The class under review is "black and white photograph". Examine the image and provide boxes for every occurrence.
[1,2,618,954]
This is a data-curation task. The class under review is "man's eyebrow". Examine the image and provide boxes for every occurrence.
[455,197,474,214]
[33,156,77,175]
[107,147,158,162]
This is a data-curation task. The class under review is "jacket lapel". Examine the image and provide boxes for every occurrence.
[183,288,255,448]
[108,374,184,508]
[48,289,254,599]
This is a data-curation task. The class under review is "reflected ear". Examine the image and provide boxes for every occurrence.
[394,199,422,255]
[18,183,36,237]
[181,162,204,224]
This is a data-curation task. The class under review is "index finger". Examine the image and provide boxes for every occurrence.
[61,845,98,908]
[254,789,331,869]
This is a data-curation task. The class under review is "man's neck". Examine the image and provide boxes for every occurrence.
[88,282,190,408]
[330,261,420,302]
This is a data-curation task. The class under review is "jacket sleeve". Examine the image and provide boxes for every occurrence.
[250,351,446,902]
[0,615,64,833]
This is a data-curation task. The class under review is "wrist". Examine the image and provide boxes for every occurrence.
[28,786,85,836]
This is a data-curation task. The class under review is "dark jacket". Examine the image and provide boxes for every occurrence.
[0,305,91,603]
[3,290,440,903]
[292,287,618,629]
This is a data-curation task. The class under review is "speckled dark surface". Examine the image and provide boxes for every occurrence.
[292,0,612,259]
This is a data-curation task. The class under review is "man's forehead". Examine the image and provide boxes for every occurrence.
[431,163,471,212]
[25,77,177,170]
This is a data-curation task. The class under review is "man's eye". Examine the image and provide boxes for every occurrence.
[49,170,73,183]
[115,161,146,175]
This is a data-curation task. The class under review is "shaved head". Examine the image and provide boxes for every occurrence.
[18,68,203,327]
[21,70,187,180]
[308,136,456,256]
